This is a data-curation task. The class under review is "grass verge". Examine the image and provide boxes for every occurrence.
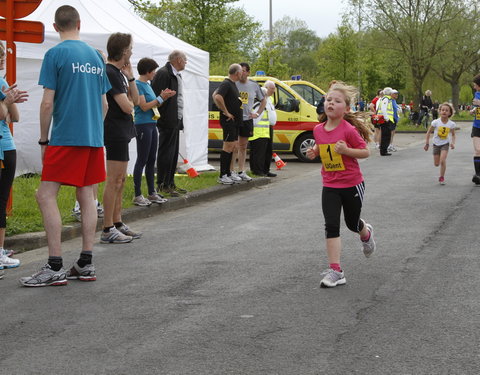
[7,171,221,237]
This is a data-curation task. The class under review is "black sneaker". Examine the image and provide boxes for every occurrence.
[472,175,480,185]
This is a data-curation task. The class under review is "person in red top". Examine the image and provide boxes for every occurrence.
[369,89,383,149]
[307,82,376,288]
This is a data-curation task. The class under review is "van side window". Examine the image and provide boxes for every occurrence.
[209,81,222,111]
[291,84,323,107]
[276,86,297,112]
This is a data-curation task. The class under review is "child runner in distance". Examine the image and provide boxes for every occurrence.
[306,82,375,288]
[424,102,456,185]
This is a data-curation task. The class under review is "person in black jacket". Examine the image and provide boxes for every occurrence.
[151,50,187,197]
[417,90,433,128]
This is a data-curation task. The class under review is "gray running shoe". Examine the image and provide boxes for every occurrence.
[217,174,234,185]
[133,195,152,206]
[100,227,133,244]
[71,208,82,222]
[116,224,142,239]
[238,171,252,181]
[97,203,104,218]
[147,193,168,204]
[19,264,67,287]
[66,263,96,281]
[362,223,376,258]
[320,268,346,288]
[230,171,242,183]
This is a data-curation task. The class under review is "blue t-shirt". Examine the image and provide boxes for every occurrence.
[134,80,157,125]
[474,91,480,128]
[0,77,15,152]
[38,40,111,147]
[392,99,399,123]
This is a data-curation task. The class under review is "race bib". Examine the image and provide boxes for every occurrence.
[239,91,249,105]
[319,143,345,171]
[437,126,450,140]
[476,107,480,120]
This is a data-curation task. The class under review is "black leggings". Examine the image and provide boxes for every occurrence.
[133,123,158,197]
[0,150,16,228]
[322,182,365,238]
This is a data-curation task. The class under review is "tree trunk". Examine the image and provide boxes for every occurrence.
[450,81,460,112]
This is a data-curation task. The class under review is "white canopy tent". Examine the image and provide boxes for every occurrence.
[11,0,212,176]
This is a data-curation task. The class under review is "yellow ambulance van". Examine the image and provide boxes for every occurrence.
[208,76,321,162]
[283,79,326,108]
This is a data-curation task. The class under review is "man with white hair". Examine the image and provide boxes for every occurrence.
[378,87,395,156]
[417,89,433,128]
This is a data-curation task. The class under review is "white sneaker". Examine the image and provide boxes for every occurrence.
[388,144,397,152]
[320,268,346,288]
[0,253,20,268]
[375,143,380,150]
[133,195,152,206]
[238,171,252,181]
[229,171,242,183]
[217,174,234,185]
[362,223,376,258]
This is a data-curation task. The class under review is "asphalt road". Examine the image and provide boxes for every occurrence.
[2,125,479,374]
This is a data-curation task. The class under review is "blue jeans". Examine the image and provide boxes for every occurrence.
[133,123,158,197]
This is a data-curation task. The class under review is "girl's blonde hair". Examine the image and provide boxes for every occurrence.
[439,102,454,117]
[320,81,373,143]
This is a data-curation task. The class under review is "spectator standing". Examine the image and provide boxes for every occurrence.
[133,57,175,206]
[20,5,110,286]
[232,62,266,181]
[101,32,141,244]
[151,50,187,197]
[378,87,395,156]
[417,90,433,127]
[388,89,399,152]
[212,64,243,184]
[470,74,480,185]
[249,81,277,176]
[369,89,383,149]
[0,41,28,277]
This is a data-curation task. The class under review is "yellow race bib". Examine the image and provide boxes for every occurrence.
[475,107,480,120]
[319,143,345,171]
[437,126,450,140]
[239,91,249,105]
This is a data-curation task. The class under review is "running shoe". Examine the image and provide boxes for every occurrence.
[472,175,480,185]
[66,263,96,281]
[218,174,234,185]
[71,208,82,222]
[439,176,445,185]
[116,223,142,239]
[362,223,376,258]
[97,203,104,218]
[19,264,67,287]
[238,171,252,181]
[320,268,346,288]
[100,227,133,244]
[147,193,168,204]
[230,171,242,183]
[0,253,20,268]
[172,185,187,194]
[133,195,152,206]
[2,249,15,257]
[0,264,4,280]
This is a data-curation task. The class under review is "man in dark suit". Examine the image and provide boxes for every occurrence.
[151,50,187,197]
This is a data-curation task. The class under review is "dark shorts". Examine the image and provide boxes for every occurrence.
[433,143,449,155]
[471,127,480,138]
[105,140,130,161]
[220,119,239,142]
[238,119,254,138]
[41,146,106,187]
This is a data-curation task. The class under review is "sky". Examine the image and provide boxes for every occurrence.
[233,0,348,38]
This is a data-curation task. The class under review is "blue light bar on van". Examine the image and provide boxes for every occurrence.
[291,75,301,80]
[255,71,266,76]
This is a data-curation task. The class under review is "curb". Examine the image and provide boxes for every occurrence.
[5,177,271,252]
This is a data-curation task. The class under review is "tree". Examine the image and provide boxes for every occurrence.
[431,4,480,110]
[351,0,462,108]
[129,0,262,62]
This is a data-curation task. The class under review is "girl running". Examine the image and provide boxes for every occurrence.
[424,102,456,185]
[306,82,375,288]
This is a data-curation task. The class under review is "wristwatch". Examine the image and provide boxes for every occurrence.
[38,139,49,145]
[128,77,135,82]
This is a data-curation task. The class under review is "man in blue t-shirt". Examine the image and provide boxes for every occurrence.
[20,5,111,287]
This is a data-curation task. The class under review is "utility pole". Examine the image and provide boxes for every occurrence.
[357,0,362,108]
[269,0,273,69]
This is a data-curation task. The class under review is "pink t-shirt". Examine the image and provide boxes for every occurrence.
[313,119,366,188]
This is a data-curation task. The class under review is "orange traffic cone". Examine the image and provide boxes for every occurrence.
[182,158,198,178]
[272,153,286,170]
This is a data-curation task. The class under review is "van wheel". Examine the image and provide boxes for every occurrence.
[293,133,320,163]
